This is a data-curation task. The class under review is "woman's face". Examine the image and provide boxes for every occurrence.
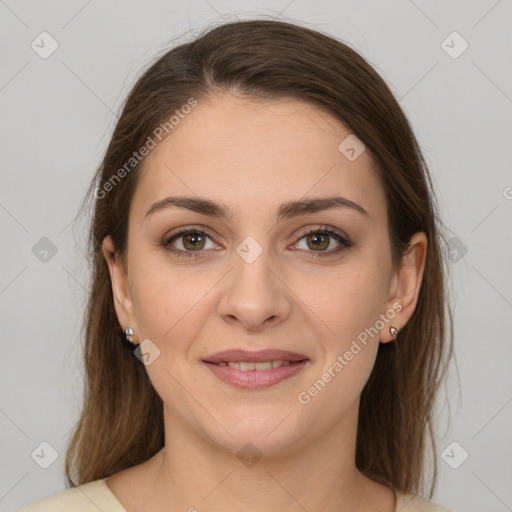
[103,93,426,457]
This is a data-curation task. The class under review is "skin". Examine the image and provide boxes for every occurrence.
[102,92,427,512]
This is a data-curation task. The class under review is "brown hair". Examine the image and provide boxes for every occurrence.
[65,18,454,498]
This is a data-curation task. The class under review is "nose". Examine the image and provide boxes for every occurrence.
[217,245,292,332]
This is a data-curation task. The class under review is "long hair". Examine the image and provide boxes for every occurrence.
[65,18,454,497]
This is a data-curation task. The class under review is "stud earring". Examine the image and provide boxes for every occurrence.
[124,327,134,344]
[389,326,399,341]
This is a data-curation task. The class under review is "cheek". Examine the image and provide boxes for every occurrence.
[292,256,387,398]
[293,258,387,347]
[129,263,213,409]
[294,267,385,421]
[129,252,221,357]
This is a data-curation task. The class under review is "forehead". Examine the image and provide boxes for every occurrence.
[131,94,387,223]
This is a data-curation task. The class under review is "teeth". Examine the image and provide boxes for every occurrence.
[218,360,292,371]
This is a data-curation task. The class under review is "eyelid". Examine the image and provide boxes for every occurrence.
[294,224,349,242]
[163,225,220,244]
[162,224,351,257]
[164,224,348,242]
[289,225,351,253]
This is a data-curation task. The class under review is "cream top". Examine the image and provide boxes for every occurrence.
[17,478,453,511]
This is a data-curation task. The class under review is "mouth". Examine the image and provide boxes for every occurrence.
[208,359,302,370]
[202,349,310,389]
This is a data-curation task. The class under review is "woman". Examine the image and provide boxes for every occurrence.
[19,19,454,512]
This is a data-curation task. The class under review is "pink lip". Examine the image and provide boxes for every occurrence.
[203,348,308,364]
[203,360,309,389]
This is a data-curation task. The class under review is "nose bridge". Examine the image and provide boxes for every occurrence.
[232,233,278,298]
[217,233,291,329]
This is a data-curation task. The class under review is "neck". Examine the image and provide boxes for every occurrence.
[140,405,395,512]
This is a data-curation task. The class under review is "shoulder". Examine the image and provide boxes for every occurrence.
[395,491,453,511]
[16,478,126,512]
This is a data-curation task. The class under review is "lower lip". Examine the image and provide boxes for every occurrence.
[203,360,309,389]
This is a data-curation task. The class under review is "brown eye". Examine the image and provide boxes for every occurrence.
[305,232,330,251]
[164,229,219,258]
[293,227,352,257]
[181,232,206,251]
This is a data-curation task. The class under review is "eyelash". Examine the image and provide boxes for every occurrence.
[162,226,352,260]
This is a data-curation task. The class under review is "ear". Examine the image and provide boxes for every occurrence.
[379,231,428,343]
[102,235,138,340]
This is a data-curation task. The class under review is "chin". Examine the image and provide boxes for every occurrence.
[199,413,307,461]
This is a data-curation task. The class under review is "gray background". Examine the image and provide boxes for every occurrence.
[1,1,511,511]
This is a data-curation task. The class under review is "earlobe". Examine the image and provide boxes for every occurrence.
[101,236,136,330]
[380,231,428,343]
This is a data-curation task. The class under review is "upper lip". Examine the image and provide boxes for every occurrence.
[203,349,309,364]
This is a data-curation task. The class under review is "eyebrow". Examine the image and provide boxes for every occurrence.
[144,195,369,222]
